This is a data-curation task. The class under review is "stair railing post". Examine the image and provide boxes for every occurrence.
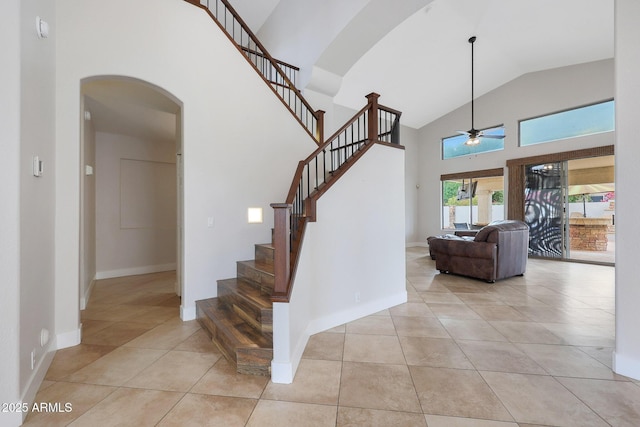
[316,110,325,144]
[366,92,380,143]
[271,203,291,299]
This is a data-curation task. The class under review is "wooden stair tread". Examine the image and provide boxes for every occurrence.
[238,259,274,275]
[218,278,272,309]
[197,298,272,350]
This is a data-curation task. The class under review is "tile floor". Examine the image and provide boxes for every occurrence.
[24,248,640,426]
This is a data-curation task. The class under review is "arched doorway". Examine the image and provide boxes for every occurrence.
[79,76,184,313]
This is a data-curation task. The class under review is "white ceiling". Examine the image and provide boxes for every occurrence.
[84,0,614,140]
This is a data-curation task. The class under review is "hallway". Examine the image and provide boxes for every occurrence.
[24,249,640,426]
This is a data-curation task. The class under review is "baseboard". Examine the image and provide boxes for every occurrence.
[181,305,196,321]
[95,263,177,280]
[20,340,56,423]
[80,277,96,310]
[613,351,640,381]
[56,327,81,350]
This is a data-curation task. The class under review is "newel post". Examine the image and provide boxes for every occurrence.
[316,110,325,144]
[270,203,291,301]
[366,92,380,143]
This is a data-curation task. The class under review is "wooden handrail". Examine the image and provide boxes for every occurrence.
[185,0,323,144]
[271,93,402,302]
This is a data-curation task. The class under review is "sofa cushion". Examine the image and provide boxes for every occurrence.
[473,226,493,242]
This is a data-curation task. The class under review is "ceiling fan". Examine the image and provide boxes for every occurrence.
[458,36,505,146]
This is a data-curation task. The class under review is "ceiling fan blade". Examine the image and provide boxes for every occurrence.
[477,134,505,139]
[456,130,470,136]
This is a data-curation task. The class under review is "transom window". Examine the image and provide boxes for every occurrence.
[519,100,615,146]
[442,125,505,160]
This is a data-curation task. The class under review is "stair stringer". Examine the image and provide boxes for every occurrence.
[271,143,407,384]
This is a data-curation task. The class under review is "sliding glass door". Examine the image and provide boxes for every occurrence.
[523,156,615,264]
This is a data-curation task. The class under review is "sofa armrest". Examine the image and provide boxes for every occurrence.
[428,238,495,260]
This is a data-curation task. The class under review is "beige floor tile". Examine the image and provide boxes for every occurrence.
[172,328,220,353]
[123,319,201,349]
[345,315,397,335]
[410,366,513,421]
[489,320,566,344]
[517,343,620,379]
[540,322,614,347]
[511,305,573,323]
[67,388,183,427]
[302,332,345,361]
[158,394,257,427]
[558,377,640,427]
[424,415,518,427]
[246,400,337,427]
[343,334,406,364]
[457,340,546,375]
[440,318,508,342]
[454,293,506,306]
[420,292,464,304]
[34,250,634,426]
[468,305,531,322]
[427,303,482,320]
[191,358,268,398]
[80,319,115,338]
[80,321,155,347]
[339,362,421,413]
[81,304,156,323]
[23,382,116,426]
[262,359,341,405]
[122,305,180,325]
[337,407,427,427]
[389,302,436,317]
[45,344,118,381]
[411,281,451,292]
[64,346,166,386]
[125,350,220,391]
[578,346,615,368]
[480,371,608,426]
[392,316,450,338]
[399,336,474,369]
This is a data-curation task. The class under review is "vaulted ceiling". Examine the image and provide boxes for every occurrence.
[234,0,614,129]
[85,0,614,140]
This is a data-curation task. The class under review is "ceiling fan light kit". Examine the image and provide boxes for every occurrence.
[458,36,505,147]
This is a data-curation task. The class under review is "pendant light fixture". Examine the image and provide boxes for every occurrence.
[458,36,505,146]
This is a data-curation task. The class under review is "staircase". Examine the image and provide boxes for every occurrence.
[196,243,275,376]
[188,0,402,377]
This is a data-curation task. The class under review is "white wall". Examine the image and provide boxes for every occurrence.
[614,0,640,380]
[18,0,58,419]
[417,59,615,240]
[402,126,420,244]
[0,0,22,425]
[272,143,407,383]
[95,132,177,278]
[55,0,318,334]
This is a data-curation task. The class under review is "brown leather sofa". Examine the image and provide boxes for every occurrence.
[427,220,529,282]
